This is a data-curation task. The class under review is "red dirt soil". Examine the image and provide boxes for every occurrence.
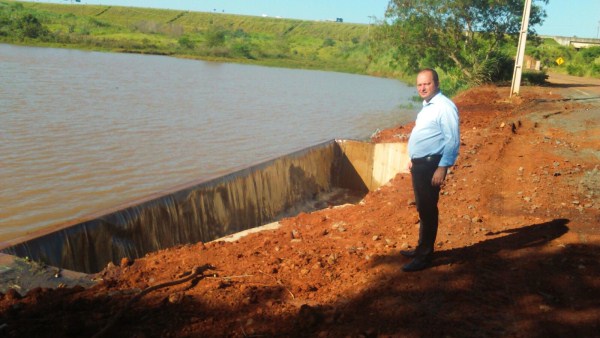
[1,76,599,337]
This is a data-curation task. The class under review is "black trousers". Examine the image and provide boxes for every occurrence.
[410,155,442,258]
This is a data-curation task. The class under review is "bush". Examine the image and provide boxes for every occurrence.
[591,64,600,77]
[579,46,600,63]
[205,28,226,47]
[178,35,195,49]
[322,37,335,47]
[232,41,254,59]
[488,53,515,82]
[566,64,585,77]
[19,14,50,39]
[522,70,548,85]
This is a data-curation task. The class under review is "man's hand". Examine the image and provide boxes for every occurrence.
[431,166,448,187]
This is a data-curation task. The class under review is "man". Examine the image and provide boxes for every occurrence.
[402,68,460,272]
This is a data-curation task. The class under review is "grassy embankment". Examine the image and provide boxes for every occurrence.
[0,1,403,78]
[2,1,598,91]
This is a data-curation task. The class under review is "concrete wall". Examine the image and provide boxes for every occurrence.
[0,140,409,273]
[542,35,600,48]
[337,140,409,191]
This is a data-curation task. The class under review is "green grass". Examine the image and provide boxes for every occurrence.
[1,0,384,76]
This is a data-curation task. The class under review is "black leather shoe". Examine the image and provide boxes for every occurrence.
[400,249,416,258]
[402,257,431,272]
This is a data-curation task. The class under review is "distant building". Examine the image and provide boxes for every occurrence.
[336,18,343,23]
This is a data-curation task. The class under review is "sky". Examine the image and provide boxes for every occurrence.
[25,0,600,39]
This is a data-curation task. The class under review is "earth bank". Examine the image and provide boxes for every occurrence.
[1,74,599,337]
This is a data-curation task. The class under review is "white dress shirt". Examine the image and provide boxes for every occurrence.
[407,92,460,167]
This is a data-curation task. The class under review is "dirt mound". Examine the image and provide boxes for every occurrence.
[1,79,599,337]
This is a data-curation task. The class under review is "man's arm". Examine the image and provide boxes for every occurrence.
[437,99,460,168]
[433,98,459,186]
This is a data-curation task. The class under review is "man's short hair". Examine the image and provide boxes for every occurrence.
[419,68,439,86]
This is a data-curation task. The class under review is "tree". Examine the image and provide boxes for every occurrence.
[17,13,49,40]
[383,0,548,84]
[205,27,226,47]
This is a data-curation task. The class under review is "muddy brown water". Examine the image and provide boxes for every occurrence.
[0,44,417,242]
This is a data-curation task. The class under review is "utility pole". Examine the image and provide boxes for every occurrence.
[510,0,533,97]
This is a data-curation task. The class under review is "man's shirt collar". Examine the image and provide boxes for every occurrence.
[423,91,442,106]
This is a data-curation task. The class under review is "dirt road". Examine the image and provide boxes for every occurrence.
[547,72,600,97]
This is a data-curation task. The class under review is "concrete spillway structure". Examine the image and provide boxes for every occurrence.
[0,140,409,273]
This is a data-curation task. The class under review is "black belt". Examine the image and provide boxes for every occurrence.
[411,155,442,164]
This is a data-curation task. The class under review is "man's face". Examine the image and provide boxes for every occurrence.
[416,71,439,102]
